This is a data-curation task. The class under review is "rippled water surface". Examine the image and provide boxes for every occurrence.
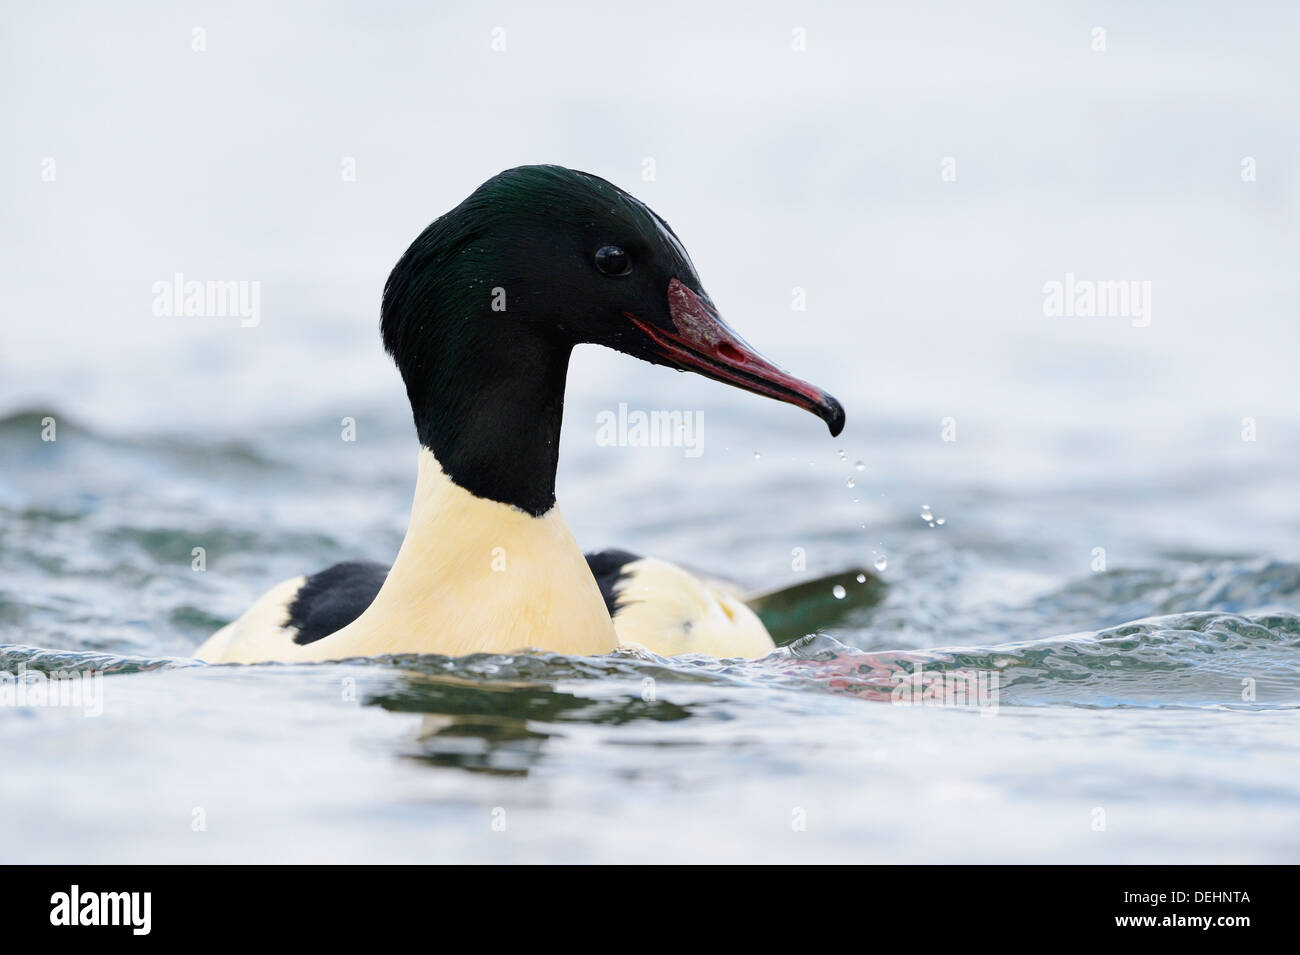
[2,400,1298,863]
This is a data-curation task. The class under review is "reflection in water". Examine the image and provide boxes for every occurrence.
[363,669,697,776]
[328,606,1300,776]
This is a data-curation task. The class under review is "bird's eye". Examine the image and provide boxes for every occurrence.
[594,245,631,276]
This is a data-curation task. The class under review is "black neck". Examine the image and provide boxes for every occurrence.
[404,322,572,517]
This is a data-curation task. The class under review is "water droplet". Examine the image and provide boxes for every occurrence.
[936,517,946,525]
[832,584,847,599]
[856,573,867,583]
[753,451,761,460]
[838,449,847,461]
[855,460,865,471]
[874,555,888,572]
[920,505,933,522]
[846,477,856,488]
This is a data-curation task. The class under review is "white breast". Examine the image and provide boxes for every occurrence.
[196,450,618,663]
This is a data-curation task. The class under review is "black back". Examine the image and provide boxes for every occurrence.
[287,561,389,645]
[584,548,641,617]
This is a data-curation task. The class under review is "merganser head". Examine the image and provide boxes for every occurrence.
[382,165,845,515]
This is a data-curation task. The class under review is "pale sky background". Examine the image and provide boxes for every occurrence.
[3,1,1297,461]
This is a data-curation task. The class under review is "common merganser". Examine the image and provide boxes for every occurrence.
[196,165,844,664]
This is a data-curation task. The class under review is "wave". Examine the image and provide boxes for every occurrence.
[0,644,198,675]
[778,610,1300,708]
[4,610,1295,711]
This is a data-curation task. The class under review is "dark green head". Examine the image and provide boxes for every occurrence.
[381,165,844,515]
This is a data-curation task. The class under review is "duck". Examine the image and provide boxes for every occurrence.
[195,165,844,664]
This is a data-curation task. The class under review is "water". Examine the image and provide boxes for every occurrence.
[2,397,1298,863]
[3,1,1299,863]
